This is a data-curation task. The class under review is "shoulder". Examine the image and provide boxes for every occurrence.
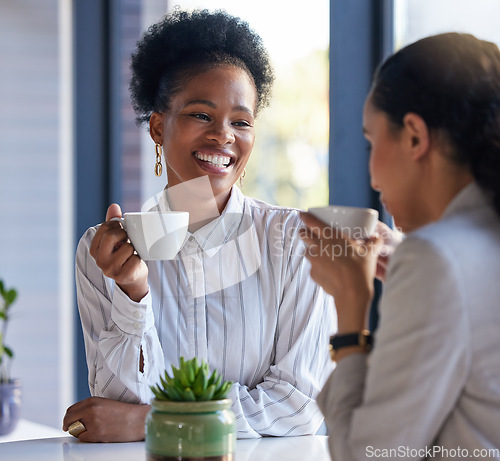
[384,206,500,320]
[240,195,305,258]
[388,219,472,292]
[397,201,500,275]
[407,184,500,260]
[243,194,299,213]
[388,235,453,283]
[379,235,468,347]
[242,195,302,229]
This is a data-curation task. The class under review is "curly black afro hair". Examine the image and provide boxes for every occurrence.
[130,9,275,126]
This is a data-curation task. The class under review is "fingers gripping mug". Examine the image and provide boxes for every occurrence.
[112,211,189,260]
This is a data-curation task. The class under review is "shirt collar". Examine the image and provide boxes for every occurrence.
[442,181,490,219]
[160,185,246,258]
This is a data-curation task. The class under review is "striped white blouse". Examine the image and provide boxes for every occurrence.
[75,186,336,438]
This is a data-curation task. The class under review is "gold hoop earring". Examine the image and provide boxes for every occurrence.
[154,143,163,177]
[239,168,246,187]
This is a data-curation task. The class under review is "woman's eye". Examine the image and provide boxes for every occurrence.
[233,120,252,128]
[191,113,210,121]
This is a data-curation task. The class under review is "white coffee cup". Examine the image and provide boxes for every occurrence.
[307,205,379,239]
[112,211,189,260]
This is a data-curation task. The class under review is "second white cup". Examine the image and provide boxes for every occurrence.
[308,205,379,239]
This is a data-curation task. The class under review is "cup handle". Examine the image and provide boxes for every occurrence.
[110,216,125,227]
[109,217,135,256]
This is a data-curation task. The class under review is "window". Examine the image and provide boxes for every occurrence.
[395,0,500,49]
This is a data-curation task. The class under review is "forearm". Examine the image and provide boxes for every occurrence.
[230,379,326,438]
[230,293,335,438]
[91,328,163,403]
[317,354,368,461]
[76,231,164,402]
[318,238,470,459]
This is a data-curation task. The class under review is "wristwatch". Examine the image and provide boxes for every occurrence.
[329,330,373,361]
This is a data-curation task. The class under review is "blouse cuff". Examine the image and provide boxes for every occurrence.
[111,285,154,335]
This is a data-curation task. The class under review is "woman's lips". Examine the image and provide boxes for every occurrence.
[193,151,234,174]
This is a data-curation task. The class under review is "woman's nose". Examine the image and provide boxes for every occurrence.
[371,179,381,192]
[206,123,235,144]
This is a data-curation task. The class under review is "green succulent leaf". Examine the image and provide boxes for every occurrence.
[200,383,216,401]
[151,357,232,402]
[185,358,196,383]
[207,369,218,386]
[212,374,222,390]
[172,380,186,396]
[213,381,233,400]
[179,369,191,388]
[182,387,196,401]
[171,365,182,382]
[159,373,170,390]
[165,383,183,401]
[193,366,207,396]
[151,384,170,401]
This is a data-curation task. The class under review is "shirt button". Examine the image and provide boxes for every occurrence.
[133,311,142,319]
[133,322,141,330]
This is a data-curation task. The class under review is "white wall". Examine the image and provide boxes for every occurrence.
[0,0,74,428]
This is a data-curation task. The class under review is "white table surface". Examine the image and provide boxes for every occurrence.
[0,432,331,460]
[0,419,66,443]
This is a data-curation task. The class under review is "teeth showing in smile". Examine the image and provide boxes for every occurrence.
[195,153,231,167]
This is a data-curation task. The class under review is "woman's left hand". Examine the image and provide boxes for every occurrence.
[299,212,382,333]
[62,397,151,443]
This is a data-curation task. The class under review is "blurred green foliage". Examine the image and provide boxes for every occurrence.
[245,48,329,210]
[0,279,18,383]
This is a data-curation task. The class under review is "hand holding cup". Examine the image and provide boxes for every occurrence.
[89,205,189,302]
[300,207,382,332]
[111,211,189,261]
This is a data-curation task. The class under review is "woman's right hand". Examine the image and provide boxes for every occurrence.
[90,203,149,302]
[63,396,151,442]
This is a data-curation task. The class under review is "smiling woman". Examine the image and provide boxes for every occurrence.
[148,66,257,211]
[136,0,331,210]
[63,9,336,443]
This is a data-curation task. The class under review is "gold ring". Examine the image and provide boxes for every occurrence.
[68,420,86,438]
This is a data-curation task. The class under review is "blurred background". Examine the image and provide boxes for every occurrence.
[1,0,500,428]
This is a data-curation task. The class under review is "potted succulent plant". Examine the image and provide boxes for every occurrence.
[145,357,235,461]
[0,279,21,436]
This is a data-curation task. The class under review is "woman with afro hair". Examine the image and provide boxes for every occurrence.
[63,9,336,442]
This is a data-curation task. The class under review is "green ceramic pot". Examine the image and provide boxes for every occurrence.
[145,398,236,461]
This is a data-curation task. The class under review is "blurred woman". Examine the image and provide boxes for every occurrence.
[301,33,500,460]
